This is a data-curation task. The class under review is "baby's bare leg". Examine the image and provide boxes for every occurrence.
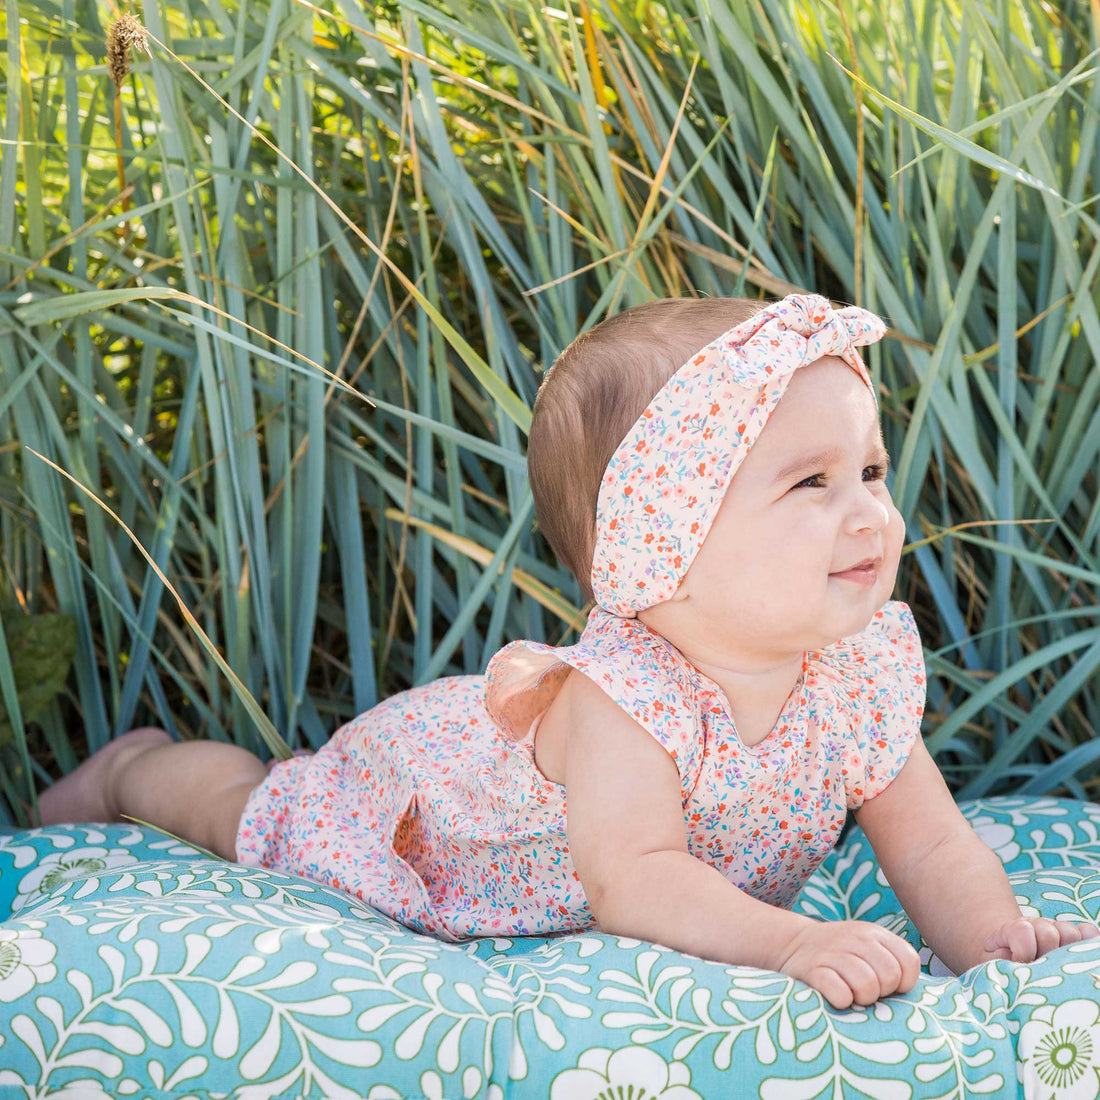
[37,728,268,860]
[110,738,268,859]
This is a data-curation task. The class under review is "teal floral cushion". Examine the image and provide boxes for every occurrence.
[2,796,1100,1099]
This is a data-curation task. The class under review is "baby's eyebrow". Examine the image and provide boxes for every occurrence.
[772,439,890,483]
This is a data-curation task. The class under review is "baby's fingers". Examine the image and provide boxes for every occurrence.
[856,938,908,999]
[1031,918,1063,959]
[1053,920,1100,946]
[879,934,921,993]
[807,965,859,1011]
[827,953,884,1008]
[1004,918,1065,961]
[1003,919,1039,962]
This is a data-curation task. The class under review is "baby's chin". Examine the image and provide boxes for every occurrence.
[824,588,893,637]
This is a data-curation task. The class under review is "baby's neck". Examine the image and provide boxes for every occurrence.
[636,611,807,745]
[685,649,805,743]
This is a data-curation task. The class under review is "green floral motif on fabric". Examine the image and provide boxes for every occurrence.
[0,927,57,1002]
[548,1046,703,1099]
[37,854,108,891]
[1018,999,1100,1099]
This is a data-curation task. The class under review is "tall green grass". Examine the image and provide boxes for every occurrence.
[0,0,1097,826]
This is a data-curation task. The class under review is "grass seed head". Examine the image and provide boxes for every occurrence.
[107,12,150,92]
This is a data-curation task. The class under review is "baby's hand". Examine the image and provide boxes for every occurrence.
[776,919,921,1010]
[980,917,1100,964]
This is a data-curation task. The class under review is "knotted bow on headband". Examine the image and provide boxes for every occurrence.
[590,293,887,617]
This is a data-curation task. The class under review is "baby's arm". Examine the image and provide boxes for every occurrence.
[854,738,1100,973]
[556,670,920,1008]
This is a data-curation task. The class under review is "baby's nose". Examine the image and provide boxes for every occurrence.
[852,492,891,531]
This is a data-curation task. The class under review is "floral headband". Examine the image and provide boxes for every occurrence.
[590,293,887,617]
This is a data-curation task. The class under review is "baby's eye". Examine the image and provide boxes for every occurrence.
[794,464,889,490]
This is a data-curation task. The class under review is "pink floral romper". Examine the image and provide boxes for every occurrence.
[235,599,926,942]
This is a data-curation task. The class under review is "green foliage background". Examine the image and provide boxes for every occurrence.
[0,0,1098,826]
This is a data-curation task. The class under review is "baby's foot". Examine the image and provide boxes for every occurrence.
[36,727,173,826]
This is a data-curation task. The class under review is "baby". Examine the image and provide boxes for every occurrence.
[38,293,1099,1011]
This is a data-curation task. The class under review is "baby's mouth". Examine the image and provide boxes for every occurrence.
[830,557,881,584]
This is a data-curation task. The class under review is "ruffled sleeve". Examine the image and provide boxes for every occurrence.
[809,600,927,811]
[483,608,703,802]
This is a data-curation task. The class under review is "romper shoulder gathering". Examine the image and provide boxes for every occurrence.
[235,600,926,939]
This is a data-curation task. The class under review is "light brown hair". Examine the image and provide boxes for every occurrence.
[528,296,765,604]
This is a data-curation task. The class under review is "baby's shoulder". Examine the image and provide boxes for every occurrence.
[531,666,637,782]
[546,662,651,724]
[537,666,649,751]
[535,663,694,790]
[484,609,701,773]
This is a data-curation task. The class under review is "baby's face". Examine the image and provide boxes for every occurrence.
[639,355,904,659]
